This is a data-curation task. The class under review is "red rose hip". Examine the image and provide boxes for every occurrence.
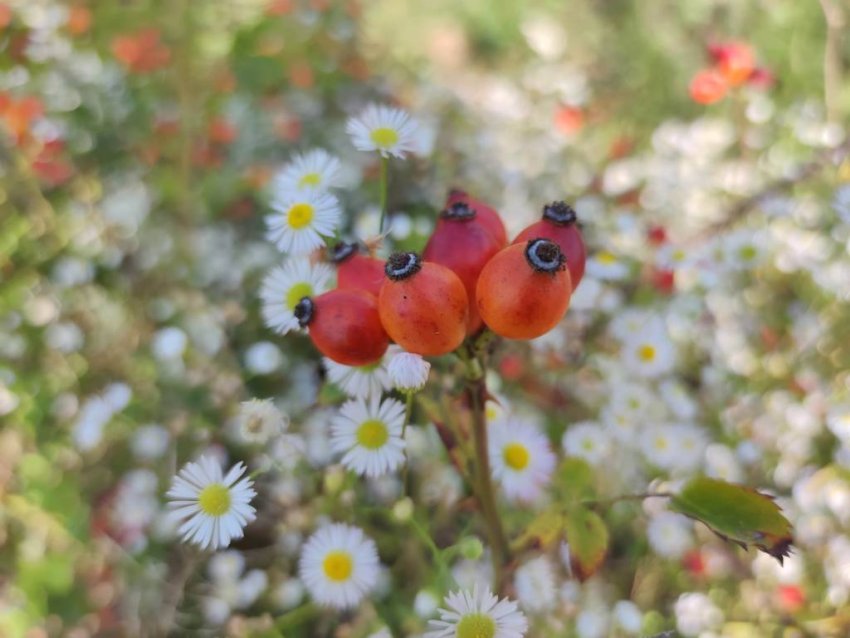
[294,289,389,366]
[331,241,385,298]
[423,200,505,335]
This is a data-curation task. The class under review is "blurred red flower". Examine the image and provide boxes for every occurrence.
[112,29,171,73]
[554,105,584,136]
[689,68,728,105]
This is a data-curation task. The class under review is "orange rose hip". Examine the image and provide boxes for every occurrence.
[476,239,572,340]
[294,289,389,366]
[378,252,469,356]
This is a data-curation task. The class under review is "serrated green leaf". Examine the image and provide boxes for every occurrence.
[563,505,608,581]
[670,477,793,564]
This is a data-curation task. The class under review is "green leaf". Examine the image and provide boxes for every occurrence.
[563,506,608,581]
[512,508,565,552]
[670,476,793,564]
[554,457,596,503]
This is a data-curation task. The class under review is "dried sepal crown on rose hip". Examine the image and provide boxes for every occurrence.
[513,200,586,288]
[294,288,389,366]
[378,251,469,356]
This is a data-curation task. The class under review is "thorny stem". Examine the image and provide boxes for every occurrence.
[460,340,510,590]
[378,155,389,234]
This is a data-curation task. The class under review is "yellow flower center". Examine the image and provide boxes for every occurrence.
[197,483,231,517]
[356,419,389,450]
[596,251,618,265]
[369,127,399,149]
[638,344,656,362]
[581,438,595,452]
[503,442,530,470]
[654,436,668,451]
[322,550,353,582]
[358,361,381,373]
[287,203,315,229]
[738,245,757,261]
[672,249,686,262]
[286,281,314,310]
[244,415,264,434]
[456,613,496,638]
[298,172,322,188]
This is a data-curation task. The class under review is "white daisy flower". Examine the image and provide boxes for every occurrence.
[346,104,420,159]
[299,523,380,609]
[585,250,630,281]
[260,258,333,335]
[641,422,707,474]
[659,379,698,420]
[513,556,558,613]
[236,398,289,445]
[489,418,556,503]
[324,347,395,399]
[425,583,528,638]
[485,394,511,424]
[330,396,406,477]
[562,421,611,466]
[274,148,341,192]
[621,323,676,378]
[655,244,692,271]
[647,512,694,559]
[266,188,341,255]
[608,308,653,341]
[721,230,768,271]
[387,350,431,393]
[166,456,256,551]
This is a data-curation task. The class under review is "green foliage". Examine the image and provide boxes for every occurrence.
[671,476,794,564]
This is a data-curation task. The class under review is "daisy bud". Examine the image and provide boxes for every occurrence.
[392,497,414,522]
[324,465,346,494]
[236,398,289,445]
[387,351,431,393]
[458,536,484,561]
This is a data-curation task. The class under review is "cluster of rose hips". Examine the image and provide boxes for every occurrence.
[293,191,586,366]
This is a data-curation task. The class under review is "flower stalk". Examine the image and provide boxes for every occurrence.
[460,338,510,590]
[378,155,389,234]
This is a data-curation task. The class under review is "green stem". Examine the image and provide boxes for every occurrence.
[465,358,510,591]
[401,391,415,494]
[377,155,389,234]
[275,602,318,631]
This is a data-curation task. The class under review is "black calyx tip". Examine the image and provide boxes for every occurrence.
[542,201,578,226]
[441,201,477,221]
[525,238,566,274]
[293,296,315,327]
[330,241,358,264]
[385,252,422,281]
